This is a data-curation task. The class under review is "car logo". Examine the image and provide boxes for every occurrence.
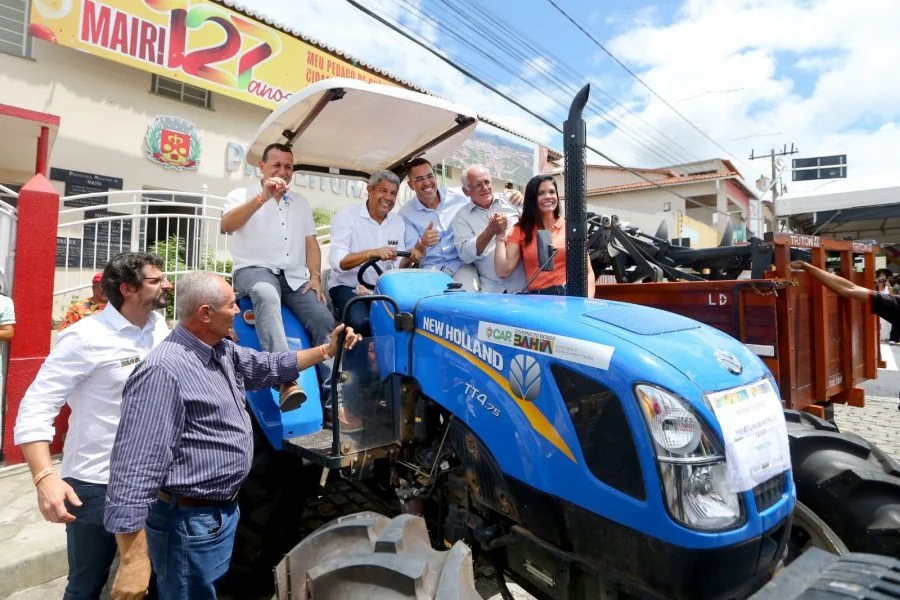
[715,349,742,375]
[509,354,541,401]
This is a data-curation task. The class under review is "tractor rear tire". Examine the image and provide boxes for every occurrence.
[227,438,318,596]
[785,409,900,558]
[273,512,482,599]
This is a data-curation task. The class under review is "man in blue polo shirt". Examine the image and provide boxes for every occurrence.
[398,157,479,290]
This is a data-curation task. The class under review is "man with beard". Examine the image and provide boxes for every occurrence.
[222,142,335,411]
[14,252,172,600]
[328,170,421,334]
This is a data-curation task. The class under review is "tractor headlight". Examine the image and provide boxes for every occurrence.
[636,384,743,531]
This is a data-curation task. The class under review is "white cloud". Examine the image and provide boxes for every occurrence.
[605,0,900,193]
[236,0,900,196]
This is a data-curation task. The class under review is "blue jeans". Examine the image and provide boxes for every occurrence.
[63,478,117,600]
[145,497,239,599]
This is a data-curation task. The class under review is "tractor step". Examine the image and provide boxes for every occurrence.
[284,429,394,469]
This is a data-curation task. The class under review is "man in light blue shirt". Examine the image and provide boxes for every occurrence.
[398,157,478,290]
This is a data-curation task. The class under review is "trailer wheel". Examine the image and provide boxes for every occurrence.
[785,409,900,558]
[273,512,482,599]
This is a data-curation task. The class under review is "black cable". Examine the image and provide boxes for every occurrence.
[451,0,701,165]
[426,0,698,166]
[544,0,759,175]
[344,0,710,208]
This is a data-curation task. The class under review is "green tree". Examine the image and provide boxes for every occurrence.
[313,208,334,228]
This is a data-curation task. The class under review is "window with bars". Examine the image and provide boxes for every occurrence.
[0,0,31,58]
[151,75,212,109]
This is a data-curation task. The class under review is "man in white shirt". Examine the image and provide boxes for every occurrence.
[452,165,527,293]
[222,142,336,411]
[13,252,172,600]
[328,171,421,334]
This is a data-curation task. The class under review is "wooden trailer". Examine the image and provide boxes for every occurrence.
[594,232,881,419]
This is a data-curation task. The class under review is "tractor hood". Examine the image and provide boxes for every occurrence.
[246,78,477,180]
[580,302,769,392]
[402,287,769,395]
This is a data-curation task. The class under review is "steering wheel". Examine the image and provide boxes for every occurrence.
[357,250,411,290]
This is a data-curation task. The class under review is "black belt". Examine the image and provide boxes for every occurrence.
[157,489,238,508]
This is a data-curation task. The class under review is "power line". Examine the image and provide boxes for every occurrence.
[461,0,702,163]
[544,0,759,175]
[434,0,702,166]
[343,0,713,210]
[394,0,687,166]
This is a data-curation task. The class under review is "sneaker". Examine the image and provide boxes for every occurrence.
[279,381,307,412]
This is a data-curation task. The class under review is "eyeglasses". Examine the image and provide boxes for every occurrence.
[143,276,169,285]
[412,173,436,184]
[470,179,492,189]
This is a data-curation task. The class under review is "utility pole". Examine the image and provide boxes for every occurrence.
[749,143,798,236]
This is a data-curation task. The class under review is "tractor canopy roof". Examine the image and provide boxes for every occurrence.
[246,78,478,181]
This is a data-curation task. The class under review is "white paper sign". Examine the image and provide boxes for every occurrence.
[707,379,791,493]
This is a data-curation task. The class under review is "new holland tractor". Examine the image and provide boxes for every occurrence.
[224,79,900,599]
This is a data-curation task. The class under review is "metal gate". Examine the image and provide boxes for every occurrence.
[54,189,232,322]
[53,189,332,321]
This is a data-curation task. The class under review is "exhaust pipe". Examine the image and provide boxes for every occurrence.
[564,84,590,297]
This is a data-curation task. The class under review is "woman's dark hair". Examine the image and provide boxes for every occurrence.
[518,175,560,246]
[101,252,164,310]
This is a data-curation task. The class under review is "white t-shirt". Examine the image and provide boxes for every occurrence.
[328,202,407,289]
[13,304,170,484]
[224,182,318,291]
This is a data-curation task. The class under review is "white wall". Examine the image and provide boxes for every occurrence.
[0,40,380,211]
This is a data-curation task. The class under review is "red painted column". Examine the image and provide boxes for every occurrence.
[35,126,49,177]
[3,175,59,464]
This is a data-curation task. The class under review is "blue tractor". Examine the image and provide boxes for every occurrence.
[224,80,896,599]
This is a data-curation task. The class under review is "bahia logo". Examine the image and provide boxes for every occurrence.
[242,309,256,326]
[509,354,541,401]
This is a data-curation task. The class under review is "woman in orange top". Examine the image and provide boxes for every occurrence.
[494,174,593,295]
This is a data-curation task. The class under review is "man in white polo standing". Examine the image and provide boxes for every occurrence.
[13,252,172,599]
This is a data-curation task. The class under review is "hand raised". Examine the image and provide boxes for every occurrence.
[262,176,288,200]
[420,221,440,247]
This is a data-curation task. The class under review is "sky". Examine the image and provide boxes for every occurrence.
[236,0,900,198]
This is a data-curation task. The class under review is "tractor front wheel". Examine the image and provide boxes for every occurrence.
[272,512,482,599]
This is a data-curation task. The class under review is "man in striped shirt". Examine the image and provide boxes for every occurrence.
[104,271,360,599]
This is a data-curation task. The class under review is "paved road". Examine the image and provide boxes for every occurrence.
[840,343,900,460]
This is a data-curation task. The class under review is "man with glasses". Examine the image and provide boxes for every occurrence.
[399,157,480,290]
[452,164,527,293]
[14,252,172,599]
